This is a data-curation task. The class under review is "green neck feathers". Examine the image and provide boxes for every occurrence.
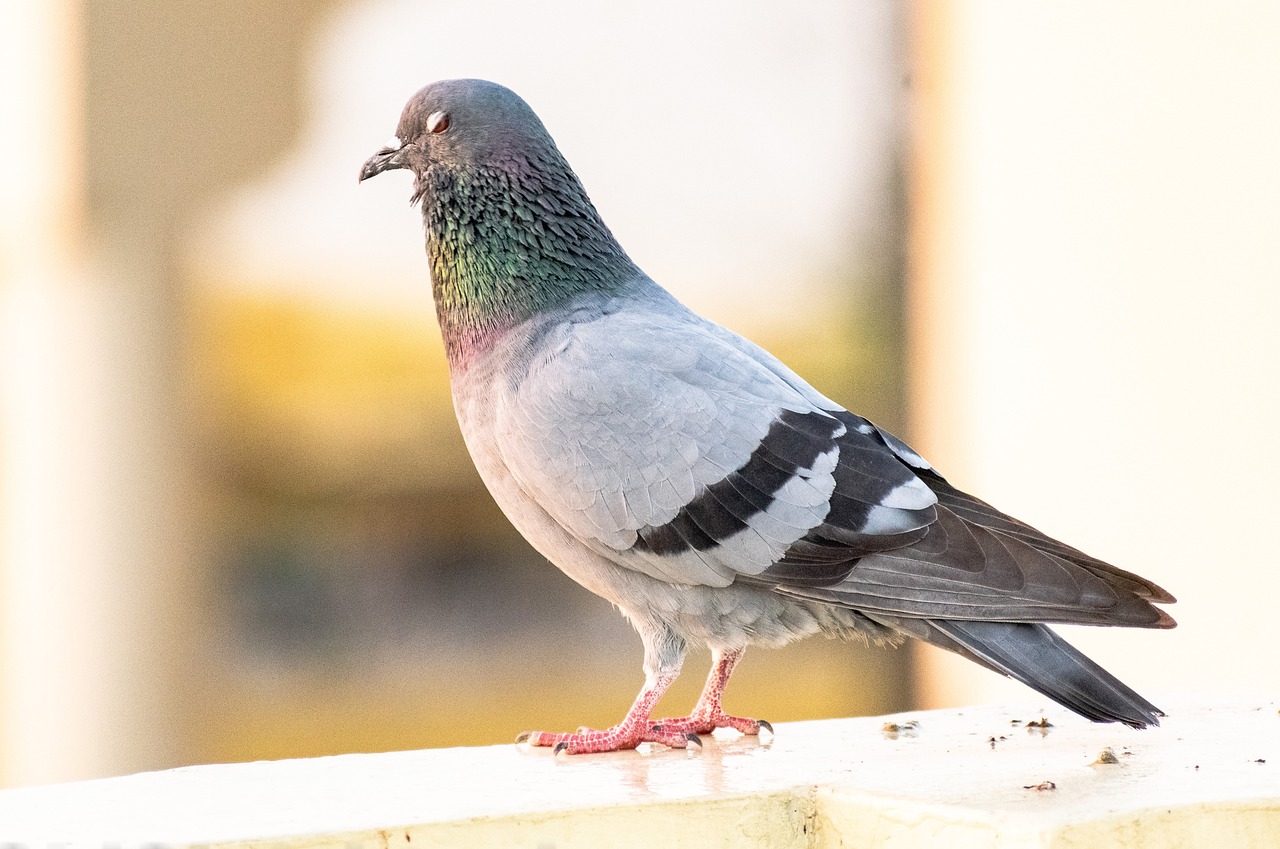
[420,156,639,364]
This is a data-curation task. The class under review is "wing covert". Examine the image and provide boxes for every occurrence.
[494,303,938,588]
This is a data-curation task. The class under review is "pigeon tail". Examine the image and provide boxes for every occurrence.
[908,619,1164,728]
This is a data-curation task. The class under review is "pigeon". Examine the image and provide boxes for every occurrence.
[359,79,1175,755]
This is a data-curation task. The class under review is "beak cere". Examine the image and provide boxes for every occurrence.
[358,142,406,183]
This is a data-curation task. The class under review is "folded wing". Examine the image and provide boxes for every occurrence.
[497,298,1175,632]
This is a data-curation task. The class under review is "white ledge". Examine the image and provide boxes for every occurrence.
[1,698,1277,848]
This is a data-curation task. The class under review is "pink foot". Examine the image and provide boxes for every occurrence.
[652,712,773,738]
[517,719,701,755]
[514,649,766,755]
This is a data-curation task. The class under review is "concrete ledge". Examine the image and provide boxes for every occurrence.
[1,698,1277,847]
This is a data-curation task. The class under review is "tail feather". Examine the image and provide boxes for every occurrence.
[881,616,1164,728]
[932,620,1163,727]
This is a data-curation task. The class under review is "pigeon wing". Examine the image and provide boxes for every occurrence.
[495,302,936,588]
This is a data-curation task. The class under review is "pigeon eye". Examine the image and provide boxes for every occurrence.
[427,111,451,134]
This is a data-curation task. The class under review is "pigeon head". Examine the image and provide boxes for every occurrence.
[360,80,640,363]
[359,79,556,183]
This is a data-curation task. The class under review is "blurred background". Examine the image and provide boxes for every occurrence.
[1,0,1277,788]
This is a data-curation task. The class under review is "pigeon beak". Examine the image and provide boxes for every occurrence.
[359,142,407,182]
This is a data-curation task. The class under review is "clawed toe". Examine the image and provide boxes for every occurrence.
[515,721,705,754]
[514,650,768,754]
[651,712,772,739]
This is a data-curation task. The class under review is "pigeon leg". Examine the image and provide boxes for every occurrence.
[651,648,770,737]
[517,668,699,754]
[518,625,698,754]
